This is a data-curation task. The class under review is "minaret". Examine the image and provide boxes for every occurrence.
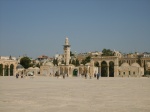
[63,37,71,65]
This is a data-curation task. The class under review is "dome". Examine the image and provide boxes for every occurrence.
[28,67,33,69]
[131,63,140,67]
[147,62,150,67]
[121,63,130,67]
[16,64,24,69]
[34,67,40,69]
[45,62,54,67]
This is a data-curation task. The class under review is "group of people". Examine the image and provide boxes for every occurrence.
[84,72,101,80]
[16,73,24,78]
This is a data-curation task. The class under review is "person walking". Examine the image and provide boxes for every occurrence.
[97,72,100,80]
[63,73,65,79]
[85,73,87,79]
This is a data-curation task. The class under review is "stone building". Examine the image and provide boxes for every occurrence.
[0,58,18,76]
[38,37,149,77]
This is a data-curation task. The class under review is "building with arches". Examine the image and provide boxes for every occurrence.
[39,37,148,77]
[0,59,18,76]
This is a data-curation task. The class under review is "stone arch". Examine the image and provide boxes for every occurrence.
[109,61,114,77]
[4,65,9,76]
[0,60,17,76]
[10,64,14,76]
[73,69,78,77]
[0,64,3,76]
[101,61,107,77]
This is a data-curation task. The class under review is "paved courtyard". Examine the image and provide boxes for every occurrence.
[0,76,150,112]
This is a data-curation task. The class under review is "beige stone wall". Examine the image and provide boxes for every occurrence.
[0,59,18,76]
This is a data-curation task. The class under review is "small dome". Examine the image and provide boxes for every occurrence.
[28,67,33,69]
[45,62,54,67]
[121,63,130,67]
[34,67,40,69]
[16,64,24,69]
[131,63,140,67]
[147,62,150,67]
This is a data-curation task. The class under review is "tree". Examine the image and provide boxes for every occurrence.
[70,51,75,56]
[81,56,91,65]
[72,59,76,65]
[94,62,99,67]
[102,49,114,56]
[75,59,80,66]
[81,60,86,65]
[20,57,31,69]
[85,56,91,63]
[53,58,58,66]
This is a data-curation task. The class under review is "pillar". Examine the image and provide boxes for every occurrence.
[90,59,95,77]
[114,57,119,77]
[3,68,5,76]
[107,66,109,77]
[99,66,101,77]
[8,67,10,76]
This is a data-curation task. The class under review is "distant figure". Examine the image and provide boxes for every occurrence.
[16,73,19,78]
[55,71,59,78]
[63,73,65,79]
[85,73,87,79]
[94,73,96,78]
[97,72,100,80]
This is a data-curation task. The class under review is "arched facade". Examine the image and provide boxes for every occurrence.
[0,59,18,76]
[90,56,119,77]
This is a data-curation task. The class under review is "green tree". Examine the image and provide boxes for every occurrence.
[102,49,114,56]
[72,59,76,65]
[81,56,91,65]
[70,51,75,56]
[20,57,31,69]
[85,56,91,63]
[81,60,86,65]
[53,58,58,66]
[75,59,80,66]
[94,62,99,67]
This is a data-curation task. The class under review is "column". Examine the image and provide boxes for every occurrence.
[8,67,10,76]
[90,59,94,77]
[107,66,109,77]
[3,68,5,76]
[114,57,119,77]
[99,66,101,77]
[13,68,16,76]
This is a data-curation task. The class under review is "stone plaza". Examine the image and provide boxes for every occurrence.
[0,76,150,112]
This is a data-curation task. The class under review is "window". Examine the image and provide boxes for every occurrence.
[124,72,125,75]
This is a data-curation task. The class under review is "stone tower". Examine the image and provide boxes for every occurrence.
[63,37,71,65]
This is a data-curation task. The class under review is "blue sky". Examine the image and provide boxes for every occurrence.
[0,0,150,58]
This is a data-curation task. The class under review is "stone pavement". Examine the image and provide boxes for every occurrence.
[0,76,150,112]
